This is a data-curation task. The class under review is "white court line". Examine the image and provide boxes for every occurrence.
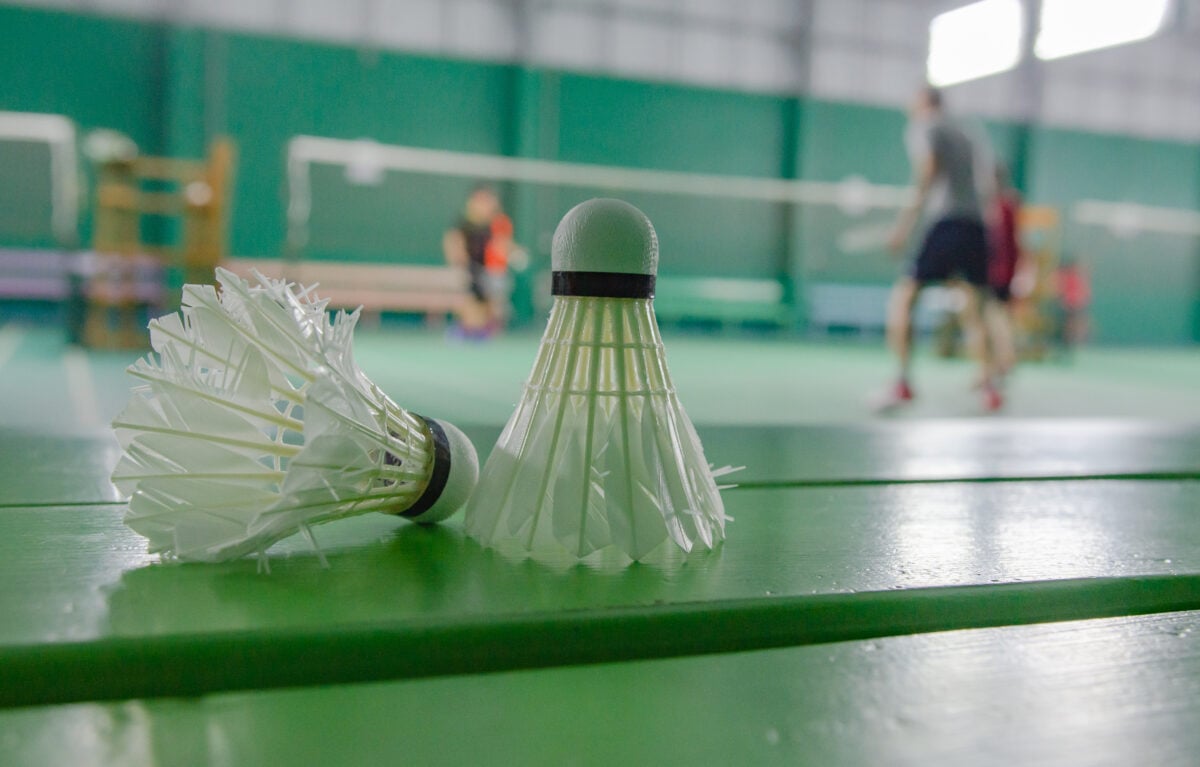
[63,347,103,433]
[1073,200,1200,238]
[286,135,1200,245]
[285,136,915,250]
[288,136,914,209]
[0,324,23,373]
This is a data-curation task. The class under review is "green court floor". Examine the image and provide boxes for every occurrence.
[1,320,1199,765]
[3,323,1200,437]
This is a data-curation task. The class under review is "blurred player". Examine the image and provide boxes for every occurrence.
[984,162,1022,378]
[879,86,1001,412]
[443,184,513,338]
[1053,255,1090,358]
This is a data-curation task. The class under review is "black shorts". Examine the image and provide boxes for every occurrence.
[991,283,1013,302]
[910,217,988,286]
[467,262,487,302]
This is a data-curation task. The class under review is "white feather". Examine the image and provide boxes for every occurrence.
[112,268,457,563]
[464,296,733,561]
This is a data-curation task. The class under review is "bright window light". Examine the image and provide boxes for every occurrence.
[1036,0,1171,60]
[927,0,1024,87]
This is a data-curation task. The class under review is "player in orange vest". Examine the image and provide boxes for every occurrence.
[443,184,513,338]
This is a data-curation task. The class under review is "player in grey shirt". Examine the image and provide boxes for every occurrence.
[879,86,1001,412]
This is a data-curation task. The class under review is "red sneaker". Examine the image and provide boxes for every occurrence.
[871,380,914,412]
[982,385,1003,412]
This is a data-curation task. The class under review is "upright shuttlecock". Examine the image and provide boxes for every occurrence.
[465,198,736,561]
[111,268,478,564]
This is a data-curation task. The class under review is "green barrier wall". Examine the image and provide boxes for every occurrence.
[0,7,165,149]
[1027,129,1200,345]
[1,5,1198,342]
[0,7,167,247]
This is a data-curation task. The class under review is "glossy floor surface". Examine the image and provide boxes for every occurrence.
[1,322,1199,765]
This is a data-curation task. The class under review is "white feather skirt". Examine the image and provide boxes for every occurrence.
[465,296,730,561]
[112,270,436,562]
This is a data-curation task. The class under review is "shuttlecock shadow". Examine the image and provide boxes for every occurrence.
[104,514,724,639]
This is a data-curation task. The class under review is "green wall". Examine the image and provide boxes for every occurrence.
[0,6,167,247]
[2,5,1198,343]
[553,73,793,281]
[796,101,909,291]
[0,7,165,150]
[219,34,515,264]
[1027,129,1200,345]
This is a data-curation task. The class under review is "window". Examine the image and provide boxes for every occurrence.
[927,0,1024,87]
[1036,0,1171,60]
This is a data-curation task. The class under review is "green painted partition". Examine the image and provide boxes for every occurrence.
[0,7,165,150]
[554,73,791,175]
[794,100,908,301]
[218,33,516,264]
[1,5,1198,341]
[548,73,794,286]
[0,6,167,247]
[1027,128,1200,345]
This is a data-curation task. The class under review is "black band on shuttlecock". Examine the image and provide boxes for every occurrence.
[400,415,452,518]
[551,271,655,299]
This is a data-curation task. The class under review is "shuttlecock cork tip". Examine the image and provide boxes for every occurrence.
[404,418,480,524]
[552,199,658,296]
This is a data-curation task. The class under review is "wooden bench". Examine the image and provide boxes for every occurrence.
[222,258,469,322]
[804,282,962,335]
[0,249,72,301]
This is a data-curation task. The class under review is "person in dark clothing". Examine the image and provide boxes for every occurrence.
[443,184,513,337]
[1053,256,1090,357]
[985,162,1022,376]
[878,86,1001,412]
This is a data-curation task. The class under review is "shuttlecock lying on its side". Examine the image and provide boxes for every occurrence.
[111,268,478,564]
[465,198,739,562]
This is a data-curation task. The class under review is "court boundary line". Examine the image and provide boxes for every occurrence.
[2,573,1198,709]
[0,324,23,373]
[0,500,126,510]
[731,470,1200,490]
[4,471,1197,510]
[62,347,103,434]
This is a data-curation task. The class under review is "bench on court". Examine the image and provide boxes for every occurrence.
[221,258,470,323]
[805,281,963,335]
